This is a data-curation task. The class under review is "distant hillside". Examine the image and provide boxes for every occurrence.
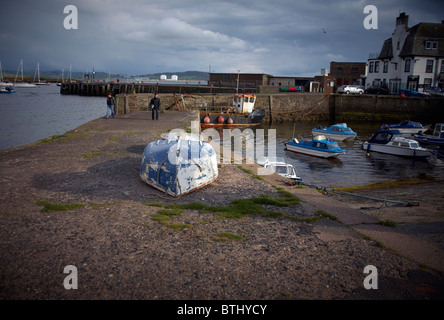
[1,69,209,81]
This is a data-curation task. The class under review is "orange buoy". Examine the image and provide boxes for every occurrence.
[227,117,233,124]
[217,116,224,123]
[203,116,210,123]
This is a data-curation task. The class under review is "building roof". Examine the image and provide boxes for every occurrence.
[400,22,444,57]
[378,38,393,59]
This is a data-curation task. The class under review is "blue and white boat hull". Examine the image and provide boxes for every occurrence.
[312,123,357,141]
[140,138,218,197]
[285,136,345,159]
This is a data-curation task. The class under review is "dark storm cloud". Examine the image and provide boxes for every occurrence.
[0,0,442,76]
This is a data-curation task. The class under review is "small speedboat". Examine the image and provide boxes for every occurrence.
[381,120,429,135]
[257,157,302,181]
[362,129,433,158]
[284,135,345,158]
[312,123,357,141]
[140,137,218,197]
[0,86,15,94]
[414,123,444,146]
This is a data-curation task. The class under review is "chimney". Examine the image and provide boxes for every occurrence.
[396,12,409,27]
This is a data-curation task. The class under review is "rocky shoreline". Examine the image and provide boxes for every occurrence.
[1,110,443,301]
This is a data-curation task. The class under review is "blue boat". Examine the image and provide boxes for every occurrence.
[414,123,444,146]
[284,135,346,158]
[140,137,218,197]
[0,86,15,94]
[312,123,357,141]
[381,120,429,135]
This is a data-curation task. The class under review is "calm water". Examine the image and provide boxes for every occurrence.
[1,87,443,188]
[0,85,105,150]
[254,121,444,188]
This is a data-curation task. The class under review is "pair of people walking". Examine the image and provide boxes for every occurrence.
[106,92,160,120]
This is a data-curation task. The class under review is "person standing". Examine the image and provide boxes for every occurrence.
[149,93,160,120]
[106,92,115,119]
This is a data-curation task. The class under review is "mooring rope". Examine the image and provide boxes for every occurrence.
[298,181,419,208]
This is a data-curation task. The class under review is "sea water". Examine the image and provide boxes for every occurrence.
[0,84,105,150]
[1,86,443,187]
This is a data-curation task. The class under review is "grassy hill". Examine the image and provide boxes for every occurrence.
[2,69,209,82]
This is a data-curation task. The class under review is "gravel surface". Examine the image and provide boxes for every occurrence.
[1,110,443,300]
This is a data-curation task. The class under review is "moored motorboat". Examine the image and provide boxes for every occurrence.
[140,137,218,197]
[362,129,433,158]
[0,86,15,94]
[200,94,265,128]
[414,123,444,146]
[381,120,429,135]
[257,156,302,181]
[312,123,357,141]
[284,135,346,158]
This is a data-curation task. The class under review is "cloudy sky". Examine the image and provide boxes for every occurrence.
[0,0,442,77]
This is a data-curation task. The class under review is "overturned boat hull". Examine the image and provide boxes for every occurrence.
[140,138,218,197]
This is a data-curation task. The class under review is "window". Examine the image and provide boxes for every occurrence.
[441,60,444,73]
[351,66,359,73]
[405,59,411,72]
[425,41,438,50]
[424,78,432,89]
[383,61,389,73]
[374,61,379,73]
[397,41,400,50]
[426,60,434,73]
[369,62,374,73]
[337,67,344,73]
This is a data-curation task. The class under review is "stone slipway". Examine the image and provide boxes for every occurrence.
[1,109,444,300]
[243,162,444,274]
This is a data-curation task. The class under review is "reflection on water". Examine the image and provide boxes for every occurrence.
[253,121,444,188]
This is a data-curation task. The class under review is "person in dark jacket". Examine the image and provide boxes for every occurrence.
[149,93,160,120]
[106,92,115,118]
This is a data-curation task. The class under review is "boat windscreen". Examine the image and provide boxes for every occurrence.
[369,131,392,144]
[272,166,288,174]
[328,142,339,149]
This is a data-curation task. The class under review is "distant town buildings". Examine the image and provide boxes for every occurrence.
[366,12,444,93]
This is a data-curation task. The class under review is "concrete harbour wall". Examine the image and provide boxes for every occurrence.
[115,92,444,124]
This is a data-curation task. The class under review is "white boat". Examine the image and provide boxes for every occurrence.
[362,130,433,158]
[257,156,301,181]
[140,137,218,197]
[200,94,265,128]
[285,135,346,158]
[381,120,429,136]
[33,62,50,85]
[13,59,36,88]
[0,86,16,94]
[0,61,13,87]
[414,123,444,146]
[312,123,357,141]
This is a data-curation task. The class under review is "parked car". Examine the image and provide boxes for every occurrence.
[398,88,430,98]
[424,87,444,97]
[364,85,389,95]
[336,85,364,94]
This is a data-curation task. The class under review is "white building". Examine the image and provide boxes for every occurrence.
[366,13,444,93]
